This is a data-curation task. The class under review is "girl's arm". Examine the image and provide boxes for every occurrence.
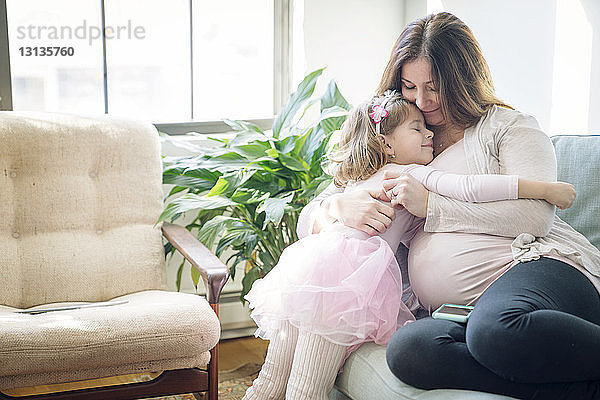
[385,164,575,208]
[518,179,575,209]
[388,164,519,203]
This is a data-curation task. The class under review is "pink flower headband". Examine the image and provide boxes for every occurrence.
[370,104,389,134]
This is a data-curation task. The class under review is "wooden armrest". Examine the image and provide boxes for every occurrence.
[162,222,229,305]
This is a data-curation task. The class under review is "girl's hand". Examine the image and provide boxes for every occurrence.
[382,171,429,218]
[322,189,395,236]
[545,182,576,210]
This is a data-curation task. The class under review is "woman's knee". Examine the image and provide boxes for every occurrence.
[386,318,463,389]
[466,305,538,381]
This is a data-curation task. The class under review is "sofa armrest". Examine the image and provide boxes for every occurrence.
[161,222,229,305]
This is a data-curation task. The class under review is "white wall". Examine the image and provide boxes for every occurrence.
[430,0,600,135]
[301,0,405,106]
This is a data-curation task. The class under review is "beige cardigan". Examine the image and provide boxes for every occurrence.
[298,105,600,285]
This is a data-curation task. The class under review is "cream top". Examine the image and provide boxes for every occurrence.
[407,140,517,309]
[424,106,600,289]
[407,140,592,309]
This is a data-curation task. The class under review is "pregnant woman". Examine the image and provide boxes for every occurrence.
[298,12,600,400]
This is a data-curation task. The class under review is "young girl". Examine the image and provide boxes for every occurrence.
[242,91,575,400]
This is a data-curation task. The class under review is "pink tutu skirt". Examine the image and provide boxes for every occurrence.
[245,231,415,348]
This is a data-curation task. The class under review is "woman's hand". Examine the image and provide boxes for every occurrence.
[382,171,429,218]
[320,189,396,236]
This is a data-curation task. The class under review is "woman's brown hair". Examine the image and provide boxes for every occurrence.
[377,12,511,128]
[330,91,412,187]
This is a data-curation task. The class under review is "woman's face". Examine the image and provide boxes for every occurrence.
[400,58,445,126]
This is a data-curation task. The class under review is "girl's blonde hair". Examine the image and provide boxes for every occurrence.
[330,91,412,187]
[377,12,511,129]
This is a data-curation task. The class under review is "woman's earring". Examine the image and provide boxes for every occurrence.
[390,154,396,159]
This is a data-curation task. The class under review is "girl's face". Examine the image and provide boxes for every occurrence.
[384,104,434,165]
[400,58,445,126]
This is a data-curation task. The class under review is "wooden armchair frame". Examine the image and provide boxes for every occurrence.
[0,222,229,400]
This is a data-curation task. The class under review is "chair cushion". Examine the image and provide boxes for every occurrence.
[0,112,167,308]
[0,290,220,389]
[333,342,516,400]
[552,135,600,251]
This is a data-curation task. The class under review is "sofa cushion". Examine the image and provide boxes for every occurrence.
[552,135,600,251]
[0,290,220,389]
[0,112,167,308]
[333,343,517,400]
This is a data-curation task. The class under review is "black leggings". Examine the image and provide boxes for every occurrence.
[386,258,600,400]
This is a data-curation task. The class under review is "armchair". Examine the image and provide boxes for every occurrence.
[0,112,228,400]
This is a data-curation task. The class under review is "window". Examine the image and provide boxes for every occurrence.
[0,0,292,132]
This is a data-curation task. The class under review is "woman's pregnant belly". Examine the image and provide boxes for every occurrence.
[408,229,516,310]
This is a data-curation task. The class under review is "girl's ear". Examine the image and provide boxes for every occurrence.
[378,134,395,157]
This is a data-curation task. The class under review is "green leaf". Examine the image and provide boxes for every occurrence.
[163,174,217,192]
[191,265,201,291]
[278,152,309,171]
[258,251,276,273]
[277,135,299,154]
[272,68,325,139]
[176,259,185,291]
[320,105,349,121]
[258,192,295,227]
[158,193,236,222]
[224,118,264,133]
[231,187,270,204]
[230,142,271,160]
[207,170,255,197]
[228,132,268,147]
[197,215,245,249]
[266,148,278,158]
[207,176,230,197]
[215,229,256,257]
[241,266,263,303]
[321,79,350,111]
[320,80,351,134]
[199,153,250,173]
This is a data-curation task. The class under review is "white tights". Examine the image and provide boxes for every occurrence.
[242,320,347,400]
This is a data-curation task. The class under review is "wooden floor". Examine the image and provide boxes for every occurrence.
[219,336,268,371]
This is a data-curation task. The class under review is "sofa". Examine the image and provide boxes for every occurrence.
[329,135,600,400]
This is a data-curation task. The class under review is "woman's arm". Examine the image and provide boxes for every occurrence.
[384,114,557,238]
[296,183,396,238]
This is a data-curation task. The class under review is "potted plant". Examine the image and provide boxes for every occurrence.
[159,69,350,301]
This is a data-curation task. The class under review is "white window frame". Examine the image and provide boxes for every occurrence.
[0,0,294,134]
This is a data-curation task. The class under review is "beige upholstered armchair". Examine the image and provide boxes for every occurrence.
[0,112,228,400]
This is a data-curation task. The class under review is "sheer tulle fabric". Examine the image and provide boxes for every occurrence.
[246,232,415,347]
